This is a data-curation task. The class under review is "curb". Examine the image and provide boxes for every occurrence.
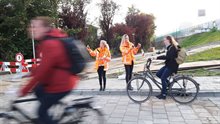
[71,89,220,97]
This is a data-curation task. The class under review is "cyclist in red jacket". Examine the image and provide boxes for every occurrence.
[19,16,79,124]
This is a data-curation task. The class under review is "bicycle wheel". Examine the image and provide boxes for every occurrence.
[60,107,104,124]
[169,76,199,104]
[49,101,67,121]
[0,114,21,124]
[127,76,152,103]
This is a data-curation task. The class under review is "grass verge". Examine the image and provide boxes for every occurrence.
[181,31,220,48]
[186,47,220,62]
[178,68,220,76]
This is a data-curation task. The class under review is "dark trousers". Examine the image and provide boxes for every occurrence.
[156,66,172,95]
[97,66,106,89]
[124,61,134,84]
[34,85,70,124]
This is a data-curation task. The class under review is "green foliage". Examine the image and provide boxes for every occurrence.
[98,0,119,42]
[109,34,122,56]
[0,0,156,60]
[84,25,98,49]
[0,0,59,61]
[180,31,220,48]
[211,27,218,32]
[66,28,82,37]
[186,47,220,62]
[127,5,140,15]
[179,68,220,76]
[59,0,91,40]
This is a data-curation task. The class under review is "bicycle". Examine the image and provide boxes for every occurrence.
[127,58,200,104]
[0,80,105,124]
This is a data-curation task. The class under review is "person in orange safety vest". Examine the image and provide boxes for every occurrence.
[87,40,111,91]
[120,34,141,90]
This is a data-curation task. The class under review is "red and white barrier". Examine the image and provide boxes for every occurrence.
[24,59,41,68]
[0,59,41,73]
[0,62,28,73]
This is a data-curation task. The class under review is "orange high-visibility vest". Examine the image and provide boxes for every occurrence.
[87,47,111,71]
[120,42,139,65]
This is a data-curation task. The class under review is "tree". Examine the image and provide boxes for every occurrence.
[126,6,156,49]
[126,5,140,28]
[84,25,98,49]
[127,5,140,16]
[109,23,135,56]
[98,0,119,44]
[59,0,91,40]
[0,0,59,61]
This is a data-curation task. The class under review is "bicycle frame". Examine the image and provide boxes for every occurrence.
[139,59,173,91]
[7,98,39,123]
[0,96,97,123]
[143,68,163,90]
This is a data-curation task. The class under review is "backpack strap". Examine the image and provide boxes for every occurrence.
[43,36,71,72]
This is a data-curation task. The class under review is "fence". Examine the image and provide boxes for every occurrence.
[0,59,40,73]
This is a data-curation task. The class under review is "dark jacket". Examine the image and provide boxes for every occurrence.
[157,45,179,73]
[21,29,79,96]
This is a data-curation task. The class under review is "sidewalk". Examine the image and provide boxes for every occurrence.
[1,74,220,97]
[73,76,220,97]
[1,75,220,124]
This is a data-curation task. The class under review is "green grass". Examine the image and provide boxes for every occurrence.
[186,47,220,62]
[179,68,220,76]
[180,31,220,48]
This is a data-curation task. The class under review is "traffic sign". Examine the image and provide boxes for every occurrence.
[15,53,24,62]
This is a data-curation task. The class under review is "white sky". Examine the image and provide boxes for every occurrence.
[86,0,220,36]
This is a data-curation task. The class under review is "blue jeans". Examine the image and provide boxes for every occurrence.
[34,85,70,124]
[156,66,173,95]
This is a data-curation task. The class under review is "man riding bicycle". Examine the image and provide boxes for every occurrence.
[19,16,79,124]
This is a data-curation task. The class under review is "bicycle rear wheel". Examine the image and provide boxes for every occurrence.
[127,76,152,103]
[169,76,199,104]
[60,107,104,124]
[1,119,20,124]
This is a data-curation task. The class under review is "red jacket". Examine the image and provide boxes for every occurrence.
[21,29,79,96]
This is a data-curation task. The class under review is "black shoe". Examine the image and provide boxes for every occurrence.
[99,87,102,91]
[156,94,166,100]
[102,88,105,91]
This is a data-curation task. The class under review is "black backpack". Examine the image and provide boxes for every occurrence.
[60,37,89,74]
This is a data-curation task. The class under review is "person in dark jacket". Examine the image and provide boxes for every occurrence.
[155,35,179,99]
[19,16,79,124]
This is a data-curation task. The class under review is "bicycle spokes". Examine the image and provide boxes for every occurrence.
[169,77,199,104]
[127,77,152,103]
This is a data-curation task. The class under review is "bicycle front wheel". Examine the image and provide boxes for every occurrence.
[60,107,104,124]
[127,76,152,103]
[169,76,199,104]
[0,114,21,124]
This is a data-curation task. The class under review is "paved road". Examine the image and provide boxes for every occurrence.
[1,76,220,124]
[78,95,220,124]
[0,93,219,124]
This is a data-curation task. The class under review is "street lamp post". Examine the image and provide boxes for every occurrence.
[31,24,36,60]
